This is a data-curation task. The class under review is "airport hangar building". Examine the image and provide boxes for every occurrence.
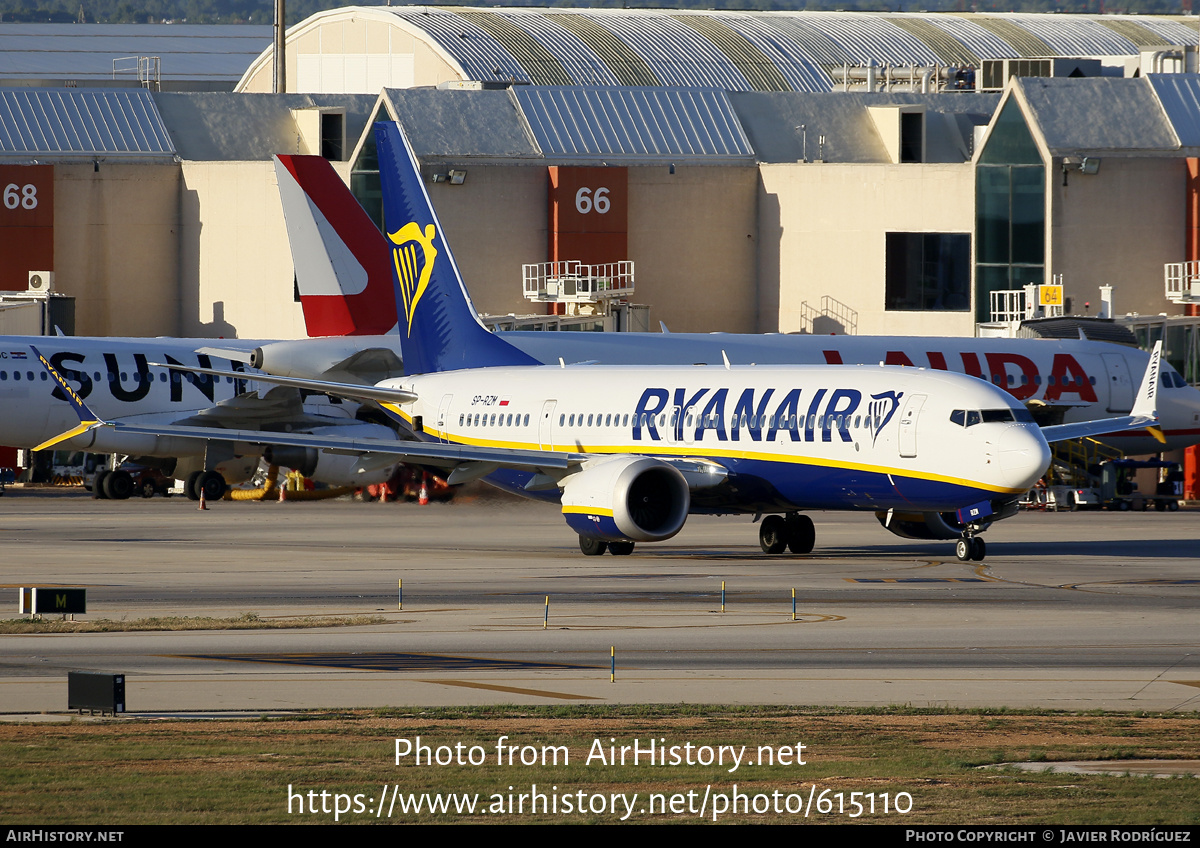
[3,7,1200,382]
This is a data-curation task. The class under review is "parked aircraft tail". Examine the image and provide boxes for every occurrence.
[275,154,398,337]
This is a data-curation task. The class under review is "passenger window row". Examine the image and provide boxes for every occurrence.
[0,369,236,385]
[460,412,531,428]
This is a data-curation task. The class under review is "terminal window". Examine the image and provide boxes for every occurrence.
[885,232,971,311]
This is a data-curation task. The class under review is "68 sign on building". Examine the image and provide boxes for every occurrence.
[0,164,53,291]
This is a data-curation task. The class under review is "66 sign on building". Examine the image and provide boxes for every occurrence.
[548,166,628,266]
[0,164,54,291]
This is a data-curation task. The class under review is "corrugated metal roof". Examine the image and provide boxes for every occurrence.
[1000,13,1138,56]
[370,8,1196,94]
[585,12,757,91]
[926,14,1023,60]
[513,86,753,159]
[0,88,174,158]
[0,23,271,84]
[793,12,942,66]
[1148,74,1200,149]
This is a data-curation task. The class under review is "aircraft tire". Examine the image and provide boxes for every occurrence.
[1168,501,1180,512]
[198,472,227,501]
[103,470,133,501]
[785,514,815,555]
[955,538,972,562]
[185,471,203,501]
[759,515,788,554]
[609,541,635,556]
[93,471,110,499]
[970,537,986,561]
[579,537,608,556]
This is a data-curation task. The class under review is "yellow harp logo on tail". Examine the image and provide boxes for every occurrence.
[388,221,438,336]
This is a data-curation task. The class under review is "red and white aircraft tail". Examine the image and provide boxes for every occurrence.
[274,155,399,337]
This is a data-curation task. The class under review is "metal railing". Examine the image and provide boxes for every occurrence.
[1164,260,1200,303]
[522,260,634,303]
[798,296,858,335]
[988,284,1065,325]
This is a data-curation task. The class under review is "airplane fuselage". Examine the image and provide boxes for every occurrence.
[0,337,260,455]
[500,332,1200,456]
[256,331,1200,456]
[388,363,1051,522]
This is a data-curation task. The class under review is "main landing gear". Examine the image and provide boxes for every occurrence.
[579,537,635,556]
[758,512,815,555]
[954,534,986,562]
[185,470,227,502]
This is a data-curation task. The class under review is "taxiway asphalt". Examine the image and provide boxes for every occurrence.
[2,489,1198,714]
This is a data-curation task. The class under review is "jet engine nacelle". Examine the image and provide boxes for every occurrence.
[264,422,400,486]
[560,456,690,542]
[73,428,211,459]
[251,338,401,382]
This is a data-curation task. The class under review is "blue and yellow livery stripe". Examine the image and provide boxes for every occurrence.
[30,345,107,451]
[562,505,614,517]
[385,404,1026,497]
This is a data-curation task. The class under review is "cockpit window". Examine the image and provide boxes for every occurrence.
[950,407,1034,427]
[1161,368,1187,389]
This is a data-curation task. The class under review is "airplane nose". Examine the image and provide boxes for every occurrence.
[996,426,1051,490]
[1161,384,1200,437]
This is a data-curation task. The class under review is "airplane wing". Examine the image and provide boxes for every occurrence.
[148,361,416,406]
[33,346,736,491]
[1039,341,1164,445]
[70,417,576,474]
[31,343,573,472]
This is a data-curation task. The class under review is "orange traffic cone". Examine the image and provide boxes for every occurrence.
[198,489,208,511]
[278,480,286,502]
[418,472,430,506]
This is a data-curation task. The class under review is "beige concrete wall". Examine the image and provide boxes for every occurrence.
[1049,157,1183,320]
[240,17,462,94]
[178,160,307,340]
[628,165,759,333]
[425,164,548,319]
[53,164,180,337]
[420,162,758,334]
[758,162,977,337]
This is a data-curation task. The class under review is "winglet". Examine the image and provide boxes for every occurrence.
[30,345,107,451]
[1131,341,1165,443]
[1131,341,1161,422]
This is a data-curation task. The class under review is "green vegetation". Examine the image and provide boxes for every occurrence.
[1,707,1198,824]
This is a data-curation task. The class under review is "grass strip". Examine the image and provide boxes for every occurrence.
[1,707,1198,824]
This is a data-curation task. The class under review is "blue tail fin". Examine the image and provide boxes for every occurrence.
[375,121,537,374]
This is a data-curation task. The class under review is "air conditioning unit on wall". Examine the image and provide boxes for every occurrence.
[27,271,54,293]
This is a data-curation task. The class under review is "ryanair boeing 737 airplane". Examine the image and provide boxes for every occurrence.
[34,123,1162,561]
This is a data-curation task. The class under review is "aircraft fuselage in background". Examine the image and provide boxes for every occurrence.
[247,331,1200,456]
[0,336,398,493]
[0,337,255,455]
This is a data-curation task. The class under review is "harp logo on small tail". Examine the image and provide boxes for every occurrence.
[388,221,438,337]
